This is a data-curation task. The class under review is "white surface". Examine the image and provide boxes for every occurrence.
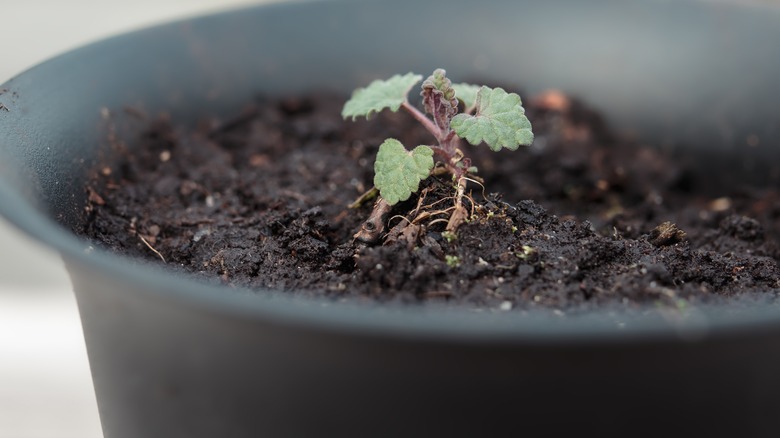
[0,287,100,438]
[0,1,270,437]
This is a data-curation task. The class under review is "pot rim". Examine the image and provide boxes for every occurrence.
[2,0,780,346]
[5,173,780,346]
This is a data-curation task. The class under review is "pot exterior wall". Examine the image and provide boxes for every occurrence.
[1,1,779,437]
[68,256,780,437]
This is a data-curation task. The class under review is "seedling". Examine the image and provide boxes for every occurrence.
[343,69,533,243]
[516,245,536,260]
[441,230,458,243]
[445,255,462,268]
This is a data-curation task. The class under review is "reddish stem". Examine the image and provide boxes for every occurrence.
[428,145,451,163]
[401,101,442,140]
[401,101,466,178]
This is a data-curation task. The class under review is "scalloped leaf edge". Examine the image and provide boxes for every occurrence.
[341,73,423,121]
[373,138,434,205]
[450,86,534,151]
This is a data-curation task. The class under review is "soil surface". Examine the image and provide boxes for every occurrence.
[81,90,780,315]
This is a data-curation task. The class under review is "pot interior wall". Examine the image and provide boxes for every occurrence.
[2,4,780,436]
[0,0,778,248]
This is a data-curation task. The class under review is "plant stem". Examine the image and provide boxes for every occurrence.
[428,145,450,161]
[354,197,392,244]
[401,101,465,177]
[401,101,442,140]
[446,175,468,232]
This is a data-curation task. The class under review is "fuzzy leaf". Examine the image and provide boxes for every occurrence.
[452,83,481,112]
[450,86,534,151]
[421,69,458,131]
[373,139,434,205]
[342,73,423,120]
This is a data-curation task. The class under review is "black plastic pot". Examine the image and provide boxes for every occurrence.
[2,1,780,437]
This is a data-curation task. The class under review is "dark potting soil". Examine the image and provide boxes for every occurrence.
[81,90,780,315]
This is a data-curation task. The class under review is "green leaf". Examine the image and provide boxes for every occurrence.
[373,139,434,205]
[452,83,481,112]
[422,69,458,131]
[450,86,534,151]
[341,73,423,120]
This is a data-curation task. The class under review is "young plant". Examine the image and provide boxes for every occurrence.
[343,69,533,243]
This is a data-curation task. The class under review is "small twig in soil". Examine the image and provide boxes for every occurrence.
[138,233,166,263]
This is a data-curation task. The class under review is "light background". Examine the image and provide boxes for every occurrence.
[0,0,774,437]
[0,2,273,437]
